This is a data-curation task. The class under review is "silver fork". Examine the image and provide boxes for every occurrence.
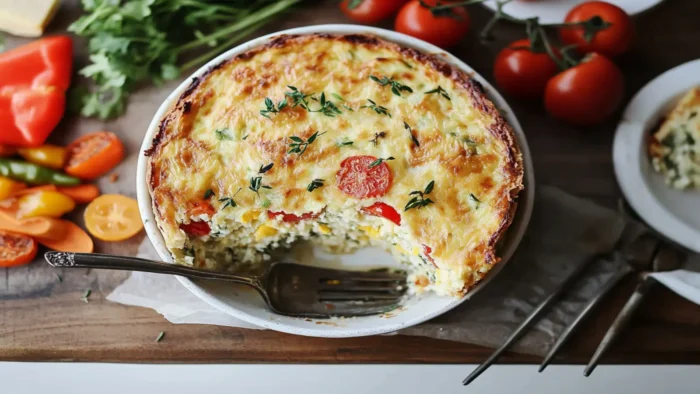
[44,252,407,318]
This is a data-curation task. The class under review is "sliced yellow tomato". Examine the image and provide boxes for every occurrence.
[18,144,67,169]
[84,194,143,241]
[17,190,75,218]
[0,176,26,200]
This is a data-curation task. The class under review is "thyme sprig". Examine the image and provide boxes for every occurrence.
[203,189,215,199]
[362,99,391,117]
[260,97,288,118]
[370,131,387,146]
[405,181,435,211]
[369,156,395,168]
[310,92,343,117]
[307,179,325,192]
[404,121,420,147]
[219,188,242,209]
[249,176,272,196]
[469,193,482,210]
[285,85,313,109]
[425,86,451,101]
[370,75,414,97]
[258,162,274,174]
[288,130,326,156]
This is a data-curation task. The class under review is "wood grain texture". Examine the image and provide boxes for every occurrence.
[2,0,700,364]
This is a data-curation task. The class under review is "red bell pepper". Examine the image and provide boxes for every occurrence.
[0,36,72,147]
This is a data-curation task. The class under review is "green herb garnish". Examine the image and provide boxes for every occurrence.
[404,121,420,147]
[336,139,354,147]
[285,85,313,109]
[203,189,214,199]
[260,97,288,118]
[288,131,326,156]
[332,93,345,101]
[425,86,451,101]
[81,289,92,303]
[370,131,387,146]
[249,176,272,195]
[155,331,165,343]
[258,162,274,174]
[310,92,342,117]
[405,181,435,211]
[369,156,395,168]
[68,0,300,119]
[469,193,481,210]
[215,128,234,141]
[370,75,413,97]
[307,179,325,192]
[362,99,391,117]
[55,273,62,283]
[242,135,249,140]
[219,188,242,210]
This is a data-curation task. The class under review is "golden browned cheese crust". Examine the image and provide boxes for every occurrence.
[146,33,524,295]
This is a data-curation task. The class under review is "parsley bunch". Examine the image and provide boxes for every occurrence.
[69,0,301,119]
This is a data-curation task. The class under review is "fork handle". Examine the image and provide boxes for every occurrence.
[44,251,262,289]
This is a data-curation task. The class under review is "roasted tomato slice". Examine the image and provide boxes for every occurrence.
[0,231,38,267]
[180,221,211,236]
[267,210,321,223]
[189,201,216,217]
[64,131,125,180]
[362,202,401,225]
[336,155,392,199]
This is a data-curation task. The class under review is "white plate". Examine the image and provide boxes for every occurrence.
[613,59,700,253]
[136,24,535,338]
[483,0,665,25]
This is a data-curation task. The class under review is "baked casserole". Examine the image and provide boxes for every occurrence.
[146,33,524,296]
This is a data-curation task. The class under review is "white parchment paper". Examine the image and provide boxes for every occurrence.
[107,186,700,355]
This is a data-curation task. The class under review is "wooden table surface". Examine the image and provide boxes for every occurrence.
[2,0,700,364]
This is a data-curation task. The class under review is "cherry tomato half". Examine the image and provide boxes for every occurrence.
[395,0,470,48]
[64,131,125,181]
[362,202,401,225]
[544,53,624,126]
[560,1,634,58]
[0,230,38,267]
[340,0,408,24]
[336,155,393,199]
[494,39,560,99]
[268,210,321,223]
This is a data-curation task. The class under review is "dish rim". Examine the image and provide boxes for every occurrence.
[613,58,700,253]
[136,24,535,337]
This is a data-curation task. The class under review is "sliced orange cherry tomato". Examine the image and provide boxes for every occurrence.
[84,194,143,241]
[64,131,125,180]
[0,230,38,267]
[267,210,321,223]
[362,202,401,225]
[0,176,26,200]
[179,221,210,236]
[336,155,392,199]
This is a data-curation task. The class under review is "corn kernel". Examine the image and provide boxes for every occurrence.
[318,224,331,234]
[241,210,261,224]
[254,225,278,241]
[359,226,380,239]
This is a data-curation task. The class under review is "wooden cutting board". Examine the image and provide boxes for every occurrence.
[1,0,700,364]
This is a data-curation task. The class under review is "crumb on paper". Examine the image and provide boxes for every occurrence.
[81,289,91,303]
[155,331,165,342]
[109,173,119,183]
[315,321,340,327]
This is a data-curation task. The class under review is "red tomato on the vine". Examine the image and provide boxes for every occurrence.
[394,0,470,48]
[544,53,624,126]
[494,39,560,99]
[559,1,634,58]
[340,0,409,24]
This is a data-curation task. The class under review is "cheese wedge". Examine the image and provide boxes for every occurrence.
[0,0,60,37]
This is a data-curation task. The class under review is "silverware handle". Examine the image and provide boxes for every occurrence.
[44,251,261,288]
[584,274,657,377]
[539,266,633,372]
